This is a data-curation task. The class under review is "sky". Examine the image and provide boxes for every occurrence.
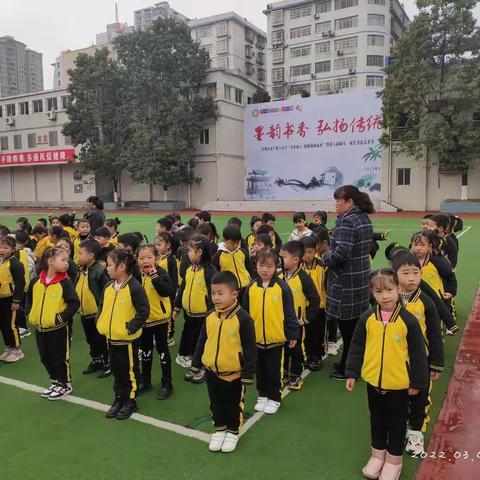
[2,0,421,89]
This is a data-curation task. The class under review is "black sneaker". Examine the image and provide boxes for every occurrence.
[307,359,323,372]
[105,400,123,419]
[329,370,347,381]
[83,361,103,375]
[157,384,173,400]
[184,371,194,382]
[137,381,152,396]
[116,400,137,420]
[97,367,112,379]
[191,369,206,384]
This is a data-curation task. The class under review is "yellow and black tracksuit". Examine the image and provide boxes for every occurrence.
[26,271,80,386]
[245,233,255,252]
[280,268,320,378]
[96,275,150,402]
[174,262,216,358]
[0,255,25,348]
[33,235,52,261]
[63,226,78,242]
[75,261,110,366]
[243,276,299,402]
[212,245,253,290]
[192,302,256,434]
[157,252,179,339]
[140,267,174,388]
[73,234,90,266]
[419,279,458,332]
[346,304,429,456]
[14,248,31,331]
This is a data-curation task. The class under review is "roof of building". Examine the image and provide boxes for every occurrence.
[188,12,266,38]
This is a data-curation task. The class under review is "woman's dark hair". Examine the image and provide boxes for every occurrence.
[0,236,16,250]
[86,196,104,210]
[369,268,399,289]
[156,232,179,255]
[105,217,121,231]
[136,244,158,258]
[255,233,273,248]
[392,252,421,272]
[108,249,136,274]
[188,235,212,264]
[313,210,328,225]
[16,216,32,234]
[334,185,375,214]
[59,214,74,227]
[256,247,279,266]
[250,215,262,229]
[293,212,306,223]
[15,230,30,245]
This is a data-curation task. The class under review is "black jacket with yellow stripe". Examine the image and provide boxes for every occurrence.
[141,266,173,327]
[301,258,327,309]
[212,245,253,289]
[192,302,257,383]
[419,279,457,332]
[243,275,299,348]
[157,253,179,301]
[26,272,80,332]
[0,255,25,302]
[96,274,150,344]
[15,248,30,293]
[346,304,429,391]
[75,261,110,318]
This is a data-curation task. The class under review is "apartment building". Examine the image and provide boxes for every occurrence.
[134,1,189,30]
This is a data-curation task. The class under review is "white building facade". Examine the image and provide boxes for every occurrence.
[134,2,189,30]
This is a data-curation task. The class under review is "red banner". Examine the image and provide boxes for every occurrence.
[0,148,75,167]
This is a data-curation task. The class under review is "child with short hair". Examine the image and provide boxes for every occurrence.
[346,269,428,480]
[192,271,256,453]
[75,239,111,377]
[288,212,313,241]
[243,248,299,414]
[430,214,458,268]
[246,215,262,253]
[32,226,52,260]
[73,219,91,265]
[156,217,173,235]
[58,214,77,241]
[96,249,150,420]
[261,212,282,251]
[93,227,116,267]
[49,226,69,245]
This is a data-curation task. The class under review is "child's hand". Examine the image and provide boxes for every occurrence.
[172,310,179,320]
[442,292,453,300]
[48,213,52,218]
[148,265,157,274]
[288,339,297,348]
[408,388,420,396]
[11,303,19,312]
[346,378,355,391]
[298,319,305,326]
[430,371,441,381]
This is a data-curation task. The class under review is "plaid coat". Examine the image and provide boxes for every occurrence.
[320,207,373,321]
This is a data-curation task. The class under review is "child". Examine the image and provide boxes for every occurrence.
[308,211,328,235]
[173,235,216,382]
[261,213,282,251]
[346,269,428,480]
[57,237,79,282]
[421,214,434,231]
[136,245,174,400]
[171,212,183,232]
[49,226,69,245]
[250,233,273,277]
[73,219,91,265]
[75,239,111,377]
[96,250,150,420]
[0,236,26,362]
[16,216,32,235]
[256,224,277,252]
[36,218,48,229]
[213,226,253,294]
[430,214,458,268]
[227,217,248,252]
[93,227,116,267]
[300,235,327,370]
[245,215,262,253]
[288,212,313,241]
[32,226,52,260]
[49,215,62,227]
[392,253,444,455]
[156,217,173,235]
[192,271,256,453]
[279,241,320,389]
[26,247,80,399]
[58,214,77,241]
[105,218,121,244]
[243,248,299,414]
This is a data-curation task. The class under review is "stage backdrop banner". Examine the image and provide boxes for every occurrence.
[244,90,383,200]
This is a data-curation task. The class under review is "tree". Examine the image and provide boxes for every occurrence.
[252,87,271,104]
[381,0,480,174]
[114,18,217,197]
[62,48,128,202]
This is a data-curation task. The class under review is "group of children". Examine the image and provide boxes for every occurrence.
[0,208,463,465]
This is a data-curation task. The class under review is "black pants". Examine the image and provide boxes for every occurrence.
[109,340,140,402]
[256,346,283,402]
[0,297,21,348]
[15,293,27,330]
[367,383,409,456]
[305,309,326,361]
[284,326,305,377]
[206,371,245,434]
[36,325,70,386]
[408,378,432,432]
[327,315,338,343]
[338,318,358,373]
[140,322,172,386]
[81,315,108,363]
[178,313,205,357]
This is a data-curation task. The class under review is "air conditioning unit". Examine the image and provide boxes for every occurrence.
[337,50,344,56]
[322,32,328,38]
[47,111,57,120]
[314,14,320,20]
[6,116,15,126]
[349,68,356,75]
[311,73,316,79]
[334,89,341,94]
[328,31,335,37]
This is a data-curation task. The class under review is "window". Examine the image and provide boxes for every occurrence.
[335,36,358,52]
[272,9,284,26]
[272,30,284,45]
[224,84,232,100]
[316,0,332,13]
[27,133,36,148]
[368,0,385,5]
[335,15,358,30]
[234,88,244,104]
[33,99,43,113]
[19,101,29,115]
[315,60,331,73]
[368,14,385,26]
[256,36,266,49]
[200,129,210,145]
[335,0,358,9]
[202,44,213,55]
[245,45,254,58]
[367,55,384,67]
[206,83,217,99]
[272,48,284,64]
[61,95,72,110]
[0,106,2,118]
[290,84,311,95]
[291,5,312,19]
[366,75,384,87]
[6,104,16,116]
[290,64,311,77]
[272,86,285,100]
[196,26,211,39]
[216,39,228,54]
[290,45,311,58]
[64,135,72,146]
[257,51,265,65]
[272,67,284,83]
[367,35,385,47]
[315,21,331,35]
[315,41,331,55]
[246,62,255,76]
[334,56,357,70]
[333,76,357,89]
[315,80,332,95]
[14,135,22,150]
[290,25,311,39]
[247,97,252,105]
[0,137,8,150]
[397,168,411,186]
[49,131,58,147]
[216,56,228,69]
[245,28,255,43]
[47,97,58,111]
[258,68,266,82]
[216,21,228,36]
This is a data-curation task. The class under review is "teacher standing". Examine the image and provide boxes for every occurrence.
[319,185,374,381]
[84,196,106,234]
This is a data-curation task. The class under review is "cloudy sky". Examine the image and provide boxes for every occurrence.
[2,0,423,89]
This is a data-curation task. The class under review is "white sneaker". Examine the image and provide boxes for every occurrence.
[48,384,73,401]
[445,329,454,336]
[327,342,338,356]
[3,347,24,363]
[0,347,13,361]
[405,429,424,455]
[167,337,175,347]
[221,432,239,453]
[254,396,269,412]
[183,356,192,368]
[19,328,31,338]
[209,431,227,452]
[41,381,58,398]
[263,399,281,415]
[175,355,187,367]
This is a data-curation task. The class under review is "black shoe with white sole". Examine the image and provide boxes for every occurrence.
[157,384,173,400]
[105,400,123,419]
[48,384,73,400]
[116,400,137,420]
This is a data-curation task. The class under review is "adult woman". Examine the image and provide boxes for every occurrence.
[84,196,105,235]
[319,185,374,381]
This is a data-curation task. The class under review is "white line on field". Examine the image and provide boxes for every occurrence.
[457,226,471,238]
[0,375,211,443]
